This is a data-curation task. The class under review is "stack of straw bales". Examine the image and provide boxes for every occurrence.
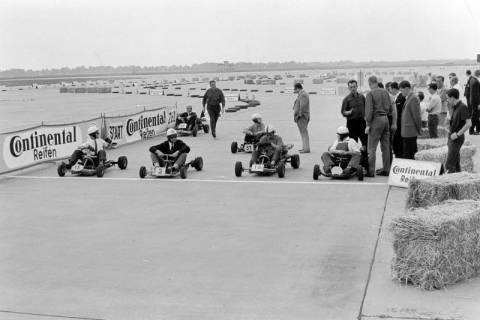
[417,138,471,151]
[406,172,480,209]
[415,144,476,172]
[419,127,448,139]
[390,200,480,290]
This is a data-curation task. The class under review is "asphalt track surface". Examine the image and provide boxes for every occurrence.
[1,85,479,319]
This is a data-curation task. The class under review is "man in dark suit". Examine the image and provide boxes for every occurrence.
[390,82,406,158]
[293,83,310,153]
[469,70,480,134]
[149,128,190,172]
[399,81,422,159]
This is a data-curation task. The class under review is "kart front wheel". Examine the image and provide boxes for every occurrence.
[235,161,243,177]
[231,141,238,154]
[291,154,300,169]
[192,127,198,137]
[118,156,128,170]
[180,166,187,179]
[96,165,105,178]
[203,124,209,133]
[139,166,147,178]
[57,163,66,177]
[277,162,285,178]
[313,164,320,180]
[193,157,203,171]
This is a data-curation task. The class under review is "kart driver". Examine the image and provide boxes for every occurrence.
[243,113,265,143]
[321,126,361,175]
[149,128,190,172]
[175,105,197,131]
[66,124,111,169]
[250,124,284,167]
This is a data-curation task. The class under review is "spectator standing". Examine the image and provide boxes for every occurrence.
[293,83,310,153]
[390,82,406,159]
[364,76,396,177]
[202,80,225,138]
[445,89,471,172]
[426,83,441,138]
[399,81,422,159]
[469,70,480,135]
[464,70,472,119]
[341,80,367,147]
[418,91,428,128]
[436,76,448,126]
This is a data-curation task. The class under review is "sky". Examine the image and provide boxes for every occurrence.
[1,0,479,70]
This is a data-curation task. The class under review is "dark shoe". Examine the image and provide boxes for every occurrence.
[299,149,310,153]
[343,167,352,176]
[323,166,332,175]
[365,171,375,177]
[377,170,389,176]
[212,132,216,138]
[375,168,384,175]
[65,163,72,170]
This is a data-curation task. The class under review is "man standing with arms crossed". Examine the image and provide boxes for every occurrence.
[399,81,422,159]
[293,83,310,153]
[364,76,397,177]
[202,80,225,138]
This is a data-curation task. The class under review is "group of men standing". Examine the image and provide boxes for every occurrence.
[341,70,476,176]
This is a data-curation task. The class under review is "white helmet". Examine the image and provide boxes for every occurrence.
[265,124,276,134]
[251,113,262,121]
[336,126,349,135]
[166,128,177,137]
[87,125,99,135]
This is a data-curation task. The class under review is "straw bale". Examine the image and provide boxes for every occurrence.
[419,127,449,139]
[414,144,476,173]
[390,200,480,290]
[417,138,471,151]
[406,172,480,209]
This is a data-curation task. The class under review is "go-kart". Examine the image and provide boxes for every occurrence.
[312,152,364,181]
[231,133,265,154]
[234,144,300,178]
[139,155,203,179]
[175,111,209,137]
[57,153,128,178]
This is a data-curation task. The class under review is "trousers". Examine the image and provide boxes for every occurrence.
[296,116,310,151]
[367,116,391,175]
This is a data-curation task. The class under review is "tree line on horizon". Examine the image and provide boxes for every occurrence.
[0,59,475,79]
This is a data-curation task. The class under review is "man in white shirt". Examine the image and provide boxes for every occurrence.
[66,125,111,169]
[426,83,442,138]
[321,126,361,175]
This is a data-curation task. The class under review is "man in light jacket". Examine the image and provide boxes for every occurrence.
[399,81,422,159]
[293,83,310,153]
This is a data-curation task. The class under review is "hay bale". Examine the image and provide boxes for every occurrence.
[406,172,480,209]
[414,144,476,173]
[390,200,480,290]
[416,138,470,151]
[419,127,449,139]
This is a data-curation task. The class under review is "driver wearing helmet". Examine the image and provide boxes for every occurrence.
[251,124,284,166]
[65,124,111,169]
[176,105,197,131]
[243,113,265,143]
[149,128,190,172]
[321,126,361,175]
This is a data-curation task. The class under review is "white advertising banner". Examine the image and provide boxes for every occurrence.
[388,158,442,188]
[2,125,82,170]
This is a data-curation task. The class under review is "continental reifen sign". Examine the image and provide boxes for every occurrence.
[124,107,176,143]
[3,126,81,169]
[388,158,442,188]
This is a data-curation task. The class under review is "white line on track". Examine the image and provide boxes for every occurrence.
[5,175,387,186]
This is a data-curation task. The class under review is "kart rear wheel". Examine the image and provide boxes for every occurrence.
[57,163,66,177]
[139,166,147,179]
[118,156,128,170]
[313,164,320,180]
[192,127,198,137]
[96,165,105,178]
[180,166,187,179]
[277,162,285,178]
[291,154,300,169]
[357,166,364,181]
[203,124,209,133]
[193,157,203,171]
[231,141,238,154]
[235,161,243,177]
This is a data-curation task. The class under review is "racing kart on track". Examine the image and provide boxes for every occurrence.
[139,155,203,179]
[231,132,265,154]
[234,144,300,178]
[175,111,209,137]
[57,152,128,178]
[312,152,364,181]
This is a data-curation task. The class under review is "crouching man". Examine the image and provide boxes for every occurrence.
[251,124,284,167]
[321,126,361,175]
[149,128,190,173]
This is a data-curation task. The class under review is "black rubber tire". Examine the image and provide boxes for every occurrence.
[118,156,128,169]
[291,154,300,169]
[313,164,320,180]
[277,162,285,178]
[192,127,198,137]
[57,163,66,177]
[231,141,238,154]
[139,166,147,178]
[203,124,209,133]
[96,165,105,178]
[194,157,203,171]
[180,166,187,179]
[235,161,243,177]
